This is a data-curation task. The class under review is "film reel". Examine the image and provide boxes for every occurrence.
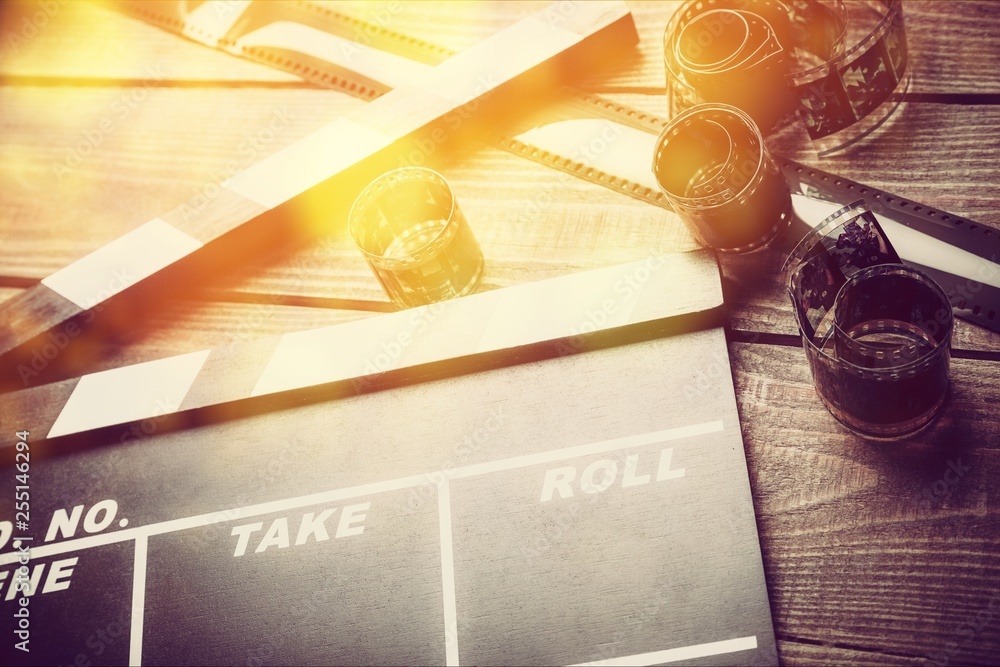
[783,201,953,440]
[651,103,792,253]
[665,0,909,154]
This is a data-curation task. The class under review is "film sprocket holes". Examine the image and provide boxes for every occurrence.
[665,0,908,155]
[652,103,791,253]
[784,201,953,440]
[349,168,485,309]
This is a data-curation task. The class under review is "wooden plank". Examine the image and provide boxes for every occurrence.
[0,287,25,303]
[776,641,933,666]
[0,86,366,278]
[731,341,1000,666]
[0,2,639,362]
[2,1,998,96]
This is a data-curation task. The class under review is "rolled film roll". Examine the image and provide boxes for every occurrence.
[783,201,953,440]
[349,167,485,308]
[652,103,792,253]
[665,0,909,155]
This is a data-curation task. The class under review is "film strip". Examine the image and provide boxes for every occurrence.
[117,0,449,98]
[1,252,722,443]
[498,99,1000,334]
[783,200,902,341]
[782,201,953,439]
[664,0,909,154]
[778,158,1000,334]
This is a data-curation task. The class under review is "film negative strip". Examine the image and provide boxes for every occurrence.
[783,200,902,341]
[782,201,953,439]
[1,252,722,443]
[664,0,908,154]
[117,0,449,98]
[499,102,1000,334]
[778,159,1000,334]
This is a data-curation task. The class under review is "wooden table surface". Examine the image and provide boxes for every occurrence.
[1,1,999,665]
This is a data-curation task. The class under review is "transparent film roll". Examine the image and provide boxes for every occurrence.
[652,103,792,253]
[350,168,485,308]
[783,201,953,440]
[665,0,909,155]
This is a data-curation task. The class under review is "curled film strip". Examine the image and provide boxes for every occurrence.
[502,96,1000,331]
[651,103,792,253]
[783,201,953,439]
[664,0,909,154]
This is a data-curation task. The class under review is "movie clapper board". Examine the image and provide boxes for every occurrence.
[0,252,777,666]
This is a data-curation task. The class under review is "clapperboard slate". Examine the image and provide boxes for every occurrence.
[0,251,777,666]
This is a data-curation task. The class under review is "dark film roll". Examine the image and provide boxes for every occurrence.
[665,0,908,154]
[670,6,798,133]
[652,103,792,253]
[784,201,953,440]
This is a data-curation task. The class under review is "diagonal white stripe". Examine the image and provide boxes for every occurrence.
[570,635,758,666]
[47,349,211,439]
[411,16,579,104]
[41,218,202,310]
[224,117,392,209]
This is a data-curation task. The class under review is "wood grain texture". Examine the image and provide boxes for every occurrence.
[0,85,365,277]
[776,641,935,666]
[0,0,303,83]
[732,342,1000,666]
[3,2,998,95]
